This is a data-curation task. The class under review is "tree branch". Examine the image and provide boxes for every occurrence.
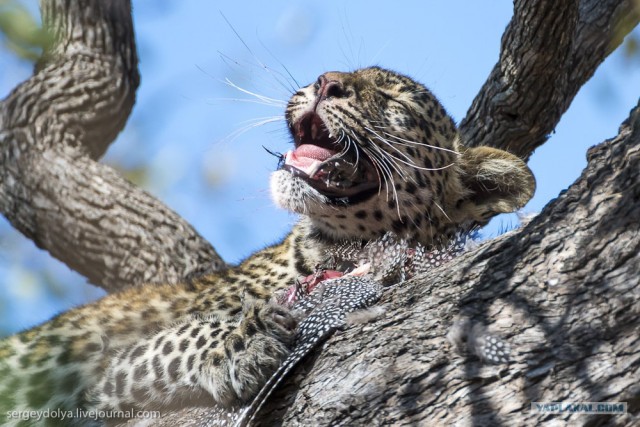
[460,0,640,160]
[259,98,640,426]
[0,0,224,292]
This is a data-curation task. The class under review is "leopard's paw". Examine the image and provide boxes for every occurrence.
[225,301,297,402]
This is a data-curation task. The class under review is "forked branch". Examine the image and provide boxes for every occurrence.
[0,0,224,292]
[460,0,640,159]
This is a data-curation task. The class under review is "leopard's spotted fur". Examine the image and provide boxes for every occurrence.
[0,66,534,426]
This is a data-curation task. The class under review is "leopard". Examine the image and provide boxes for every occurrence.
[0,66,535,426]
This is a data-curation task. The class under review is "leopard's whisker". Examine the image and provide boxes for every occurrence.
[361,143,395,191]
[355,136,393,201]
[387,153,456,172]
[361,143,402,217]
[340,134,361,179]
[433,199,452,222]
[336,132,351,158]
[367,140,413,183]
[366,129,457,172]
[219,15,299,95]
[346,130,385,193]
[365,129,439,187]
[221,116,285,144]
[213,98,287,107]
[222,78,288,107]
[380,130,461,156]
[365,127,416,165]
[351,136,362,179]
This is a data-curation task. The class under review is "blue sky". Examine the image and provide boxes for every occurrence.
[1,0,639,335]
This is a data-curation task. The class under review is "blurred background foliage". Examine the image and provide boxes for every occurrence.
[0,0,45,60]
[622,32,640,64]
[0,0,639,337]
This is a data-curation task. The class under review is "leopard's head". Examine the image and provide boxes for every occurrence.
[271,67,535,245]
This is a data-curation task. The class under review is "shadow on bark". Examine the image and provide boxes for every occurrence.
[1,0,639,426]
[254,103,639,426]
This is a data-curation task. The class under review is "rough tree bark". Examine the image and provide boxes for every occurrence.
[0,0,638,426]
[0,0,224,293]
[257,101,640,426]
[460,0,640,160]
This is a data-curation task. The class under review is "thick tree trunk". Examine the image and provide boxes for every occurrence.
[0,0,224,293]
[137,103,640,426]
[255,100,640,426]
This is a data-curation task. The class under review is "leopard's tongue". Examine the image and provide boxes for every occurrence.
[284,144,338,177]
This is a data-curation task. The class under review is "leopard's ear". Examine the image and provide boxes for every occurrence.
[457,146,536,222]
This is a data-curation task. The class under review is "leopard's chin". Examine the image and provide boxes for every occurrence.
[279,163,378,206]
[270,169,376,217]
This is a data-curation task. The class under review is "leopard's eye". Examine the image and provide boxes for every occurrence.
[314,77,322,90]
[378,90,399,103]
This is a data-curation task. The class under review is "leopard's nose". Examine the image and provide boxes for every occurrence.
[316,74,346,99]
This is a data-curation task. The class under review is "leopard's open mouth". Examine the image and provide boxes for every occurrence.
[283,112,378,204]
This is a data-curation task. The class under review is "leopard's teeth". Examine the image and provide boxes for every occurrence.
[307,160,324,178]
[284,150,323,177]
